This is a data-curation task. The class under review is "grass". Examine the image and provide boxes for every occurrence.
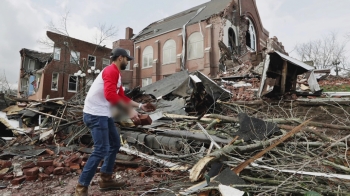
[321,84,350,92]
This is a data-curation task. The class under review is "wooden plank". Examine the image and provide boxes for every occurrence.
[281,60,288,94]
[26,108,67,121]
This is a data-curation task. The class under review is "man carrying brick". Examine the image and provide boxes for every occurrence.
[75,48,155,196]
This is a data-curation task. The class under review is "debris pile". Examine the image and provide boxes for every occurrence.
[1,65,350,195]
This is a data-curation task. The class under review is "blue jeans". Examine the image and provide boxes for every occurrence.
[78,113,121,187]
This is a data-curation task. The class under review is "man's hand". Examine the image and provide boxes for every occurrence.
[129,109,140,125]
[141,103,156,112]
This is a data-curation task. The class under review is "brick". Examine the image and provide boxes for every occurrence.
[37,160,53,167]
[22,161,36,169]
[38,173,49,181]
[53,162,63,167]
[45,149,55,156]
[25,167,39,176]
[11,176,26,185]
[3,174,14,181]
[25,175,38,181]
[139,114,152,125]
[22,168,31,175]
[0,160,12,168]
[73,158,83,165]
[70,164,80,170]
[53,167,64,175]
[64,154,80,164]
[44,166,55,175]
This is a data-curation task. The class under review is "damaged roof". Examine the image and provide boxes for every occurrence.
[20,48,52,63]
[133,0,232,42]
[274,51,315,71]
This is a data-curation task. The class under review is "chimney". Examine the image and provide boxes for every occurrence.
[125,27,133,40]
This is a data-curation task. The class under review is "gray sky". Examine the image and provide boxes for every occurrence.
[1,0,349,87]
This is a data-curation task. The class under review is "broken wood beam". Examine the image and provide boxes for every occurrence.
[281,60,288,94]
[54,104,68,133]
[26,108,68,121]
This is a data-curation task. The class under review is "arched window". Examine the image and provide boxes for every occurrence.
[142,46,153,68]
[246,18,256,51]
[163,39,176,64]
[187,32,204,60]
[228,27,236,53]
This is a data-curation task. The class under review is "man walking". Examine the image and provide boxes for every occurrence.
[75,48,155,196]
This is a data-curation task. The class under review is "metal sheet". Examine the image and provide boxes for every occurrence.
[275,51,314,71]
[195,71,231,100]
[141,70,189,98]
[153,98,187,115]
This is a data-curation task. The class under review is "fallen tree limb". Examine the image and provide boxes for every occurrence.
[150,129,231,144]
[294,119,350,131]
[277,125,336,143]
[206,119,220,130]
[232,119,311,174]
[189,133,287,182]
[203,114,238,123]
[206,112,350,132]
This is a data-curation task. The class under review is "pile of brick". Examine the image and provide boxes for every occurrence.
[0,150,89,186]
[222,78,261,101]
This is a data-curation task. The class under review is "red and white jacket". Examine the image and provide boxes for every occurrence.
[83,64,131,117]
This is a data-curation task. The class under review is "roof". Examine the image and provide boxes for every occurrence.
[133,0,232,42]
[46,31,112,51]
[274,51,315,71]
[20,48,52,63]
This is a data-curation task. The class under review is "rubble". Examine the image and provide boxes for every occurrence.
[1,55,350,195]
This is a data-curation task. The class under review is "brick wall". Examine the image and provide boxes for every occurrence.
[240,0,269,51]
[40,31,111,100]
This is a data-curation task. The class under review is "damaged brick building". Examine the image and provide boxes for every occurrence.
[113,0,287,88]
[18,31,112,101]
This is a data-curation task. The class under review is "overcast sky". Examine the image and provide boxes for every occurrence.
[1,0,349,87]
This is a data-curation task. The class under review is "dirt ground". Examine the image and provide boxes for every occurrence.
[1,167,186,196]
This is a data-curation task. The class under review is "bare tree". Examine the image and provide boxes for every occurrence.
[295,32,349,75]
[0,70,12,94]
[38,11,118,96]
[40,11,118,71]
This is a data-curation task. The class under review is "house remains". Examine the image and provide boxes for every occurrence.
[18,31,112,101]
